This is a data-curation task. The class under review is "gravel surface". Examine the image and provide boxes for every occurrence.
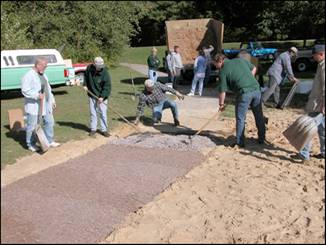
[109,133,217,151]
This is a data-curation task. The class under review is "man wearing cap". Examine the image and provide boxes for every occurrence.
[84,57,111,137]
[262,47,299,108]
[293,44,325,161]
[147,47,160,83]
[134,79,184,126]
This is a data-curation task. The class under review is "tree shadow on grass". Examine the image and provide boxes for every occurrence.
[120,77,147,85]
[4,125,26,149]
[56,121,89,132]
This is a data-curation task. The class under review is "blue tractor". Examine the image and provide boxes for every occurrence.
[223,41,278,61]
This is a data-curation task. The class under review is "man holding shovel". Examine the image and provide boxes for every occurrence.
[213,54,266,148]
[262,47,299,109]
[134,79,184,126]
[292,44,325,161]
[84,57,111,137]
[21,57,60,152]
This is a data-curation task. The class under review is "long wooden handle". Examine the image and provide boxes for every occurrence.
[193,110,221,136]
[84,87,141,132]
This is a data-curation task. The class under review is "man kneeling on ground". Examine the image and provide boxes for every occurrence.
[134,79,184,126]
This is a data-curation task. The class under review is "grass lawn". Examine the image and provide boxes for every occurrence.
[1,66,151,168]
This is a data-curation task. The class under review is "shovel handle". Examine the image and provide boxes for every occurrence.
[193,110,221,137]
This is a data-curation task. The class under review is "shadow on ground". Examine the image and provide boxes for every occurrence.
[4,125,26,149]
[56,121,89,132]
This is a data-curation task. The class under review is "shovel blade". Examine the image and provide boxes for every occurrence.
[283,114,318,151]
[34,125,50,152]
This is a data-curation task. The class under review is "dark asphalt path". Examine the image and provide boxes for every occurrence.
[1,144,204,243]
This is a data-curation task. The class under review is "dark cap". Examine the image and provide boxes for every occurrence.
[312,44,325,54]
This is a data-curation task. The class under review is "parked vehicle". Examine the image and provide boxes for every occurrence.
[223,41,278,61]
[72,62,91,85]
[293,39,325,72]
[1,49,71,91]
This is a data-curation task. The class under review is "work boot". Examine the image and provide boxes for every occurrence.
[290,153,307,163]
[101,131,111,137]
[313,153,325,159]
[174,118,180,126]
[230,142,245,148]
[89,131,96,137]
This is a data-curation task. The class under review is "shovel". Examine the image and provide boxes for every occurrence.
[280,79,300,109]
[183,108,222,145]
[34,94,50,153]
[130,72,137,101]
[283,113,321,151]
[83,87,141,133]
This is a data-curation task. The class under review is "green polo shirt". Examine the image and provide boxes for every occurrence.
[217,58,259,95]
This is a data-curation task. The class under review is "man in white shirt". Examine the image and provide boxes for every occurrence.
[171,45,184,88]
[21,57,60,152]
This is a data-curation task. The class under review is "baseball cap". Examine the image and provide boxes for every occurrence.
[289,47,298,54]
[144,79,155,88]
[94,57,104,69]
[312,44,325,54]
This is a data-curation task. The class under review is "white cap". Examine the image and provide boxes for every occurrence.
[144,79,154,88]
[289,47,298,54]
[94,57,104,68]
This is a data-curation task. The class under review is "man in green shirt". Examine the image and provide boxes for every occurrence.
[84,57,111,137]
[213,54,266,147]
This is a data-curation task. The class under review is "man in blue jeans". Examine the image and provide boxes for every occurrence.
[293,44,325,161]
[134,79,184,126]
[212,54,266,147]
[21,57,61,152]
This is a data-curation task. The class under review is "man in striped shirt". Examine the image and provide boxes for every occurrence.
[134,79,184,126]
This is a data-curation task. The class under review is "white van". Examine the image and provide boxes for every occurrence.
[1,49,73,91]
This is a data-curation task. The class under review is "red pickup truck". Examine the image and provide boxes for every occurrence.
[72,62,91,84]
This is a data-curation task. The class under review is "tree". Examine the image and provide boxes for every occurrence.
[1,3,32,50]
[1,1,143,63]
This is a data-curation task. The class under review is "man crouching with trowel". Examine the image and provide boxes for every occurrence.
[212,54,266,148]
[134,79,184,126]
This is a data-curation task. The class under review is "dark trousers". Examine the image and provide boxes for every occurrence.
[235,90,266,146]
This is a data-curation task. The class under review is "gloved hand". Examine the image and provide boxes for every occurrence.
[83,86,88,91]
[176,91,184,100]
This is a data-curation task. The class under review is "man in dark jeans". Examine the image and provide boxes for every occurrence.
[212,54,266,147]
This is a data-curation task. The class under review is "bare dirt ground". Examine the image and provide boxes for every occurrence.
[103,108,325,244]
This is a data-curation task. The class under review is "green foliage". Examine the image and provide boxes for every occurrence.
[1,1,325,55]
[1,1,143,63]
[257,1,325,41]
[1,4,32,50]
